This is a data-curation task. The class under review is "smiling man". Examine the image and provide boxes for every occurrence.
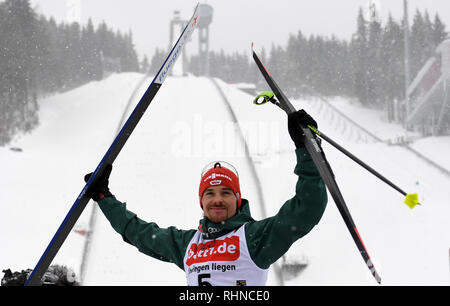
[199,161,241,224]
[85,109,327,286]
[202,185,237,223]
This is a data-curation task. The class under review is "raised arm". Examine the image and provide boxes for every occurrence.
[84,165,196,270]
[245,109,328,269]
[245,147,328,269]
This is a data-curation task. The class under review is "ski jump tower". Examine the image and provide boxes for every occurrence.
[169,4,213,76]
[406,39,450,136]
[197,3,213,76]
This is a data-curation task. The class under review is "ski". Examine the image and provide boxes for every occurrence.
[252,44,382,284]
[25,4,200,286]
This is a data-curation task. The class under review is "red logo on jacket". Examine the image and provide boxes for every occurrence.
[186,236,240,266]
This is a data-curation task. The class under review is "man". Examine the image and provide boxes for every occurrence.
[84,109,327,286]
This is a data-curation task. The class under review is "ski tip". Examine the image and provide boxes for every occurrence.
[404,193,420,209]
[369,263,382,284]
[375,273,382,284]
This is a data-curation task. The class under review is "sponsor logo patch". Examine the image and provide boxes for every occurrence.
[186,236,240,266]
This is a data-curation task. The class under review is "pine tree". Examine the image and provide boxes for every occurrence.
[268,44,288,94]
[149,47,166,76]
[432,13,447,46]
[285,32,303,96]
[309,35,327,95]
[33,16,53,93]
[0,2,9,144]
[410,10,428,79]
[326,35,349,97]
[140,55,150,74]
[96,21,116,59]
[353,7,370,106]
[119,30,140,72]
[422,11,437,55]
[81,19,102,81]
[0,0,40,138]
[366,19,383,107]
[61,22,84,89]
[380,14,404,121]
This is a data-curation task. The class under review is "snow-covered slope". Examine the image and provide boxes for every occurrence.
[1,73,449,285]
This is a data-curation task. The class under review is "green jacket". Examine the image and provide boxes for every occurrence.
[97,147,327,270]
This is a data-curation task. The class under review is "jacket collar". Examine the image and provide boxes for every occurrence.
[198,199,253,239]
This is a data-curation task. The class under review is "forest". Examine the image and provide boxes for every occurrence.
[187,8,447,122]
[1,0,448,146]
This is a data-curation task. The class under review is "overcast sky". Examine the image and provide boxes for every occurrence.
[29,0,450,60]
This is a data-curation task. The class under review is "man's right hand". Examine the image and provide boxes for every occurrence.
[84,164,114,201]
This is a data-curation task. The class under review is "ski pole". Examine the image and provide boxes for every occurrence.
[253,91,420,209]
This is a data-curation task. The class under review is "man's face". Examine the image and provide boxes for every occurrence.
[201,186,237,223]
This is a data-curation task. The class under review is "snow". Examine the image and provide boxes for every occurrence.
[1,73,449,286]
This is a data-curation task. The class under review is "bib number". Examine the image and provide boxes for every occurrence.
[198,273,212,286]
